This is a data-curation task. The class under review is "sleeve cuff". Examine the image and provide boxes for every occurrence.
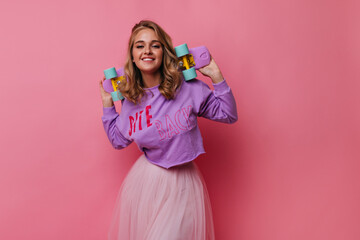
[103,106,117,116]
[212,79,231,95]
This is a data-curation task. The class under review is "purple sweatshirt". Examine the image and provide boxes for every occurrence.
[102,79,237,169]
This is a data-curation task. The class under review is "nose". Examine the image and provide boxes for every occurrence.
[144,45,151,54]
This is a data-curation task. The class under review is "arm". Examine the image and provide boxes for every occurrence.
[102,106,132,149]
[197,58,238,123]
[99,78,132,149]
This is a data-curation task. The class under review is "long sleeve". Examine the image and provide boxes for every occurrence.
[198,79,238,123]
[101,106,133,149]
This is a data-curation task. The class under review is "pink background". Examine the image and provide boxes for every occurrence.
[1,0,359,239]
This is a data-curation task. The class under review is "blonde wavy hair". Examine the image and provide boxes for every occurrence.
[118,20,182,104]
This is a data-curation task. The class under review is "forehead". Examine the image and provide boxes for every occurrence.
[134,28,159,43]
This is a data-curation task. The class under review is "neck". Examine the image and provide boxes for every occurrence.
[141,71,162,88]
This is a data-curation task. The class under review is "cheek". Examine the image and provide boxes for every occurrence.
[158,50,164,61]
[132,51,137,59]
[132,48,140,59]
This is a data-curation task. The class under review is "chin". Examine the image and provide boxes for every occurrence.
[140,66,161,74]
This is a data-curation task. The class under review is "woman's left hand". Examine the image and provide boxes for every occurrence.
[198,57,224,84]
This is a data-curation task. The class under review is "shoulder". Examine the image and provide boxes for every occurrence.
[173,79,212,104]
[120,97,148,116]
[180,78,211,92]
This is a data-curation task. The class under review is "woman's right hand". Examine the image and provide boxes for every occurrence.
[99,77,114,108]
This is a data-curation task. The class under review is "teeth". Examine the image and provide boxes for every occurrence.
[142,58,154,61]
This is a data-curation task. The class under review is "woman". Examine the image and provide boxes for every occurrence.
[99,20,237,240]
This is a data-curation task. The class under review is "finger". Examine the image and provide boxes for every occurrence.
[99,81,106,92]
[100,76,107,86]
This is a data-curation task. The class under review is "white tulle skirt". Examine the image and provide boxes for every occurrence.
[108,154,215,240]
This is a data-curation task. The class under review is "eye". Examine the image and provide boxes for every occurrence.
[152,45,161,49]
[136,45,144,49]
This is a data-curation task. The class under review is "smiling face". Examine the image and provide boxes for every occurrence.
[132,28,164,76]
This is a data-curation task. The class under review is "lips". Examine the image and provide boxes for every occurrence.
[141,57,155,61]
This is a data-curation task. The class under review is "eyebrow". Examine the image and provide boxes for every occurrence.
[134,40,161,44]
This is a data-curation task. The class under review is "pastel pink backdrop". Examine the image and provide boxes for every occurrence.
[1,0,359,239]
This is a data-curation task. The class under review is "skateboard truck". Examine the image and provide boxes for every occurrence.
[175,44,211,81]
[103,67,126,101]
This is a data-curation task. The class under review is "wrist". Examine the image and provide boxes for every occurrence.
[102,98,114,108]
[211,71,224,84]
